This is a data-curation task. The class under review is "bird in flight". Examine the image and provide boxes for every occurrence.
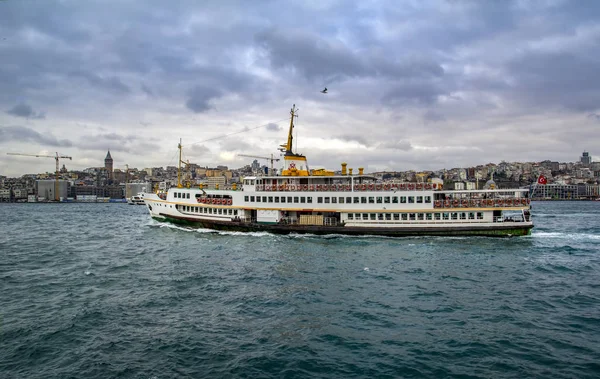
[320,87,327,94]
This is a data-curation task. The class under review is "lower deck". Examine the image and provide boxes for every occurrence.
[145,196,533,237]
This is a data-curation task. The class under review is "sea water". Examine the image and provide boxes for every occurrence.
[1,201,599,378]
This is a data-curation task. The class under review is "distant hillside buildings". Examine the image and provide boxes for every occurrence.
[1,150,599,202]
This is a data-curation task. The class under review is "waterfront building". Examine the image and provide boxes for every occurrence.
[70,185,123,199]
[125,182,150,199]
[531,183,600,200]
[36,180,69,201]
[0,188,10,202]
[206,176,227,189]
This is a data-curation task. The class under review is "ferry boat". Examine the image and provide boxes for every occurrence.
[144,105,533,237]
[128,193,146,205]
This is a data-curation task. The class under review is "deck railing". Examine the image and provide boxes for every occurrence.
[433,198,530,208]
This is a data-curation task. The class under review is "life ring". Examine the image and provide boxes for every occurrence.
[470,200,476,207]
[521,198,527,205]
[526,199,531,205]
[487,199,493,206]
[476,200,481,207]
[227,199,232,205]
[453,199,459,207]
[495,199,502,206]
[303,185,308,191]
[279,185,284,191]
[368,184,375,190]
[346,185,351,191]
[425,184,432,190]
[375,184,382,190]
[434,200,441,207]
[197,198,202,203]
[400,184,406,190]
[444,200,450,207]
[416,183,423,190]
[266,185,270,191]
[309,185,314,191]
[461,200,468,207]
[211,198,216,204]
[362,184,367,190]
[392,184,398,189]
[408,184,416,190]
[433,183,437,189]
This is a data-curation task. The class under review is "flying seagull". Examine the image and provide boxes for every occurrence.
[320,87,327,94]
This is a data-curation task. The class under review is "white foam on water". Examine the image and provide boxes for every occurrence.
[195,229,274,238]
[533,231,600,240]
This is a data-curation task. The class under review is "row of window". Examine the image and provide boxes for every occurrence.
[174,192,190,199]
[179,205,239,216]
[347,212,485,221]
[243,195,432,204]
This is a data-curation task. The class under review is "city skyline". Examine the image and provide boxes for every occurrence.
[2,149,597,179]
[1,1,600,176]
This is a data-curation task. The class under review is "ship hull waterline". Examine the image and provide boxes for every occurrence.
[153,213,532,237]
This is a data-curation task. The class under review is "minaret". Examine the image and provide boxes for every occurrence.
[105,150,114,181]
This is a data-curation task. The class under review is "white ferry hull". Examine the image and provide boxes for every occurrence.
[144,186,533,238]
[151,213,532,237]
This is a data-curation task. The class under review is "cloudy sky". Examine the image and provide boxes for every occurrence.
[1,0,599,177]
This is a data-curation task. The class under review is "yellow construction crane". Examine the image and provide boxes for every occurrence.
[6,152,72,201]
[238,154,280,175]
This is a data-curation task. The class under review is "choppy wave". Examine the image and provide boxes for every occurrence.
[2,201,600,379]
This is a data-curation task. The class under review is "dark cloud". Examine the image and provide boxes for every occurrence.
[378,140,413,151]
[337,134,370,146]
[256,28,366,80]
[141,84,154,96]
[186,86,222,113]
[423,110,446,123]
[69,70,130,94]
[6,103,45,119]
[75,133,157,154]
[382,80,446,106]
[506,51,600,112]
[265,123,281,132]
[588,113,600,122]
[0,125,72,147]
[190,144,211,155]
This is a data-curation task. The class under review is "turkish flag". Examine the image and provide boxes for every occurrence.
[537,175,547,185]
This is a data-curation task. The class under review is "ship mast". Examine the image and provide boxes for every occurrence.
[177,138,182,188]
[281,104,298,154]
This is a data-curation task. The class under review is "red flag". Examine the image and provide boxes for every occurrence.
[537,175,547,185]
